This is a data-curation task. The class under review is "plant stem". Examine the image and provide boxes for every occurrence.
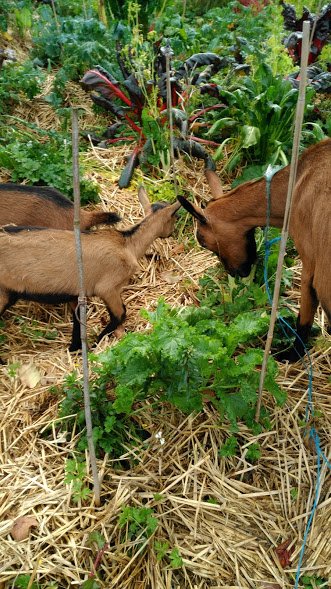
[71,108,101,506]
[255,21,311,422]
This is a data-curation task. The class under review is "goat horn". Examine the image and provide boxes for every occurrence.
[177,195,207,225]
[205,169,224,199]
[170,200,182,214]
[138,185,152,215]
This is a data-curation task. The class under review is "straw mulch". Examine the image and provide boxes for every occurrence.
[0,101,330,589]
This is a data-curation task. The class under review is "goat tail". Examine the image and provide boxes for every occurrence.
[86,211,122,228]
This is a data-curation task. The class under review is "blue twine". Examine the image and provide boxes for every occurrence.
[263,167,331,588]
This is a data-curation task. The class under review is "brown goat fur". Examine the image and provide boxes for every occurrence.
[0,188,180,360]
[0,184,121,230]
[178,138,331,359]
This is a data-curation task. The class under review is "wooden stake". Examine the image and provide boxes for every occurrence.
[255,21,311,422]
[165,43,178,197]
[71,108,101,506]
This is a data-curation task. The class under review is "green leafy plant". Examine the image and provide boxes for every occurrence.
[30,6,119,100]
[290,487,298,501]
[154,540,170,561]
[154,1,283,56]
[0,0,31,31]
[7,361,21,378]
[58,371,144,458]
[245,442,261,462]
[13,575,39,589]
[119,505,158,541]
[59,287,286,458]
[169,547,183,569]
[206,61,315,171]
[219,435,238,457]
[14,5,32,38]
[64,457,91,503]
[300,575,329,589]
[0,125,99,203]
[0,60,45,115]
[80,580,101,589]
[95,299,285,428]
[154,541,183,568]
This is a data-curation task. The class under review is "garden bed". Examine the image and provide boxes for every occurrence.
[0,144,330,589]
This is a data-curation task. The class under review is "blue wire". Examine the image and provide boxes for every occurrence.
[263,168,331,588]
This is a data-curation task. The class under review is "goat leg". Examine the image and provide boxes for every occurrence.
[96,307,126,344]
[68,299,83,352]
[0,289,12,363]
[96,295,126,344]
[277,269,319,362]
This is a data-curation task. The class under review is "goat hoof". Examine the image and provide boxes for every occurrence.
[274,347,304,363]
[68,344,82,353]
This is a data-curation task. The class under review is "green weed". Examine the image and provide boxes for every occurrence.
[0,125,99,203]
[154,540,183,568]
[300,575,329,589]
[119,505,158,541]
[64,457,91,503]
[13,575,39,589]
[0,60,45,115]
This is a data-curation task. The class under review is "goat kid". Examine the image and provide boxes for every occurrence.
[0,188,180,361]
[178,138,331,360]
[0,183,120,230]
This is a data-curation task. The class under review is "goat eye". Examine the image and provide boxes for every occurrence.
[201,202,206,210]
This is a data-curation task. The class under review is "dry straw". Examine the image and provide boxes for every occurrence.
[0,88,330,589]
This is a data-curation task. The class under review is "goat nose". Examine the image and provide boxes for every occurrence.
[237,265,251,278]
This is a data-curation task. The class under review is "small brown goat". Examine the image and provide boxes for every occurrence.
[0,188,180,360]
[0,184,120,230]
[178,138,331,359]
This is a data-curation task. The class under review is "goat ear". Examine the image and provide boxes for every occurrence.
[138,185,152,215]
[205,169,224,199]
[177,195,207,225]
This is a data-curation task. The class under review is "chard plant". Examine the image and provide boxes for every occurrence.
[81,43,224,186]
[206,61,316,175]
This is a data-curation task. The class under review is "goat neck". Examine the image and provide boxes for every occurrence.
[205,166,292,230]
[124,210,170,259]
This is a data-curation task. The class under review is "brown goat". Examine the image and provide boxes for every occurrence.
[0,184,120,230]
[178,138,331,360]
[0,188,180,360]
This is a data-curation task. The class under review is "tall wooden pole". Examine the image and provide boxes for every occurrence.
[165,43,178,197]
[72,108,101,505]
[255,21,311,422]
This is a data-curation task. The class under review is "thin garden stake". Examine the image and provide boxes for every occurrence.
[165,42,178,197]
[71,108,101,506]
[255,21,311,422]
